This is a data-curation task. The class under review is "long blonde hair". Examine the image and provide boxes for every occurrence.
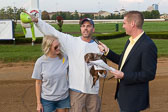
[42,35,63,59]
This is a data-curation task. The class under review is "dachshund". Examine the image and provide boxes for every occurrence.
[85,53,107,87]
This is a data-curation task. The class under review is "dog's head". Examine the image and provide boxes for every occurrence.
[84,53,103,63]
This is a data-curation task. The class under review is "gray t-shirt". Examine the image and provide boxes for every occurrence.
[32,55,69,101]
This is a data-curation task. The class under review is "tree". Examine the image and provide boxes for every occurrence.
[0,8,6,19]
[51,13,58,20]
[80,13,94,19]
[105,15,112,19]
[42,11,50,20]
[73,10,79,20]
[56,16,64,32]
[0,7,25,20]
[0,6,25,35]
[6,6,13,19]
[142,10,160,19]
[142,11,151,19]
[151,10,160,19]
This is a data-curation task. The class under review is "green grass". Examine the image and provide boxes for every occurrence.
[0,44,42,62]
[15,21,168,35]
[100,36,168,57]
[1,21,168,62]
[153,39,168,57]
[95,21,168,32]
[15,24,23,33]
[143,22,168,32]
[0,37,167,62]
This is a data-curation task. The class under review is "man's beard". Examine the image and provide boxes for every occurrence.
[83,35,90,38]
[82,31,92,38]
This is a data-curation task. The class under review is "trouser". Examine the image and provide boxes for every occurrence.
[69,90,101,112]
[117,92,140,112]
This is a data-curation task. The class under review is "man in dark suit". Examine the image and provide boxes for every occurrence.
[98,11,157,112]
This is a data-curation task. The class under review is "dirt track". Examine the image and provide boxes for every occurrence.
[0,58,168,112]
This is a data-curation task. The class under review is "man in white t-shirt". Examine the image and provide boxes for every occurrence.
[32,17,102,112]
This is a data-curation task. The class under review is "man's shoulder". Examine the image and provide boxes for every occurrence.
[141,32,152,42]
[141,33,157,48]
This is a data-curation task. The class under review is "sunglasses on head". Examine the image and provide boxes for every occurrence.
[54,45,59,50]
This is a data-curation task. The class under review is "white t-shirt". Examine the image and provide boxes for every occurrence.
[36,19,101,94]
[32,55,69,101]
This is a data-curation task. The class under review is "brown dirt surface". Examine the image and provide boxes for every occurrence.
[0,58,168,112]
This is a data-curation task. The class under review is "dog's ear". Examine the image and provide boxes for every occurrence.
[84,53,91,63]
[85,53,95,63]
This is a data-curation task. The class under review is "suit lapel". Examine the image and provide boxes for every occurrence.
[118,40,130,69]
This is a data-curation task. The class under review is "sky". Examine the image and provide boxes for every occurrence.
[0,0,167,14]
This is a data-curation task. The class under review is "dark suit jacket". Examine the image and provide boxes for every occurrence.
[106,33,157,111]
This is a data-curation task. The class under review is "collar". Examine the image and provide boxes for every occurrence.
[129,31,144,45]
[89,39,94,43]
[80,36,94,43]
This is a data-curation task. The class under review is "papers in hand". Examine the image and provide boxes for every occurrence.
[89,60,116,72]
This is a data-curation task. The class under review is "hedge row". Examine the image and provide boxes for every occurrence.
[146,32,168,39]
[0,37,42,44]
[94,31,168,40]
[0,32,168,44]
[95,32,126,40]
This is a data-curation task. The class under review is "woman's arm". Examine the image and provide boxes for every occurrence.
[35,79,43,112]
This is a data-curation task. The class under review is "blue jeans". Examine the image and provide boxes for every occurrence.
[41,96,70,112]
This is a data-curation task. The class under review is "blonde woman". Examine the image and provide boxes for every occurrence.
[32,35,70,112]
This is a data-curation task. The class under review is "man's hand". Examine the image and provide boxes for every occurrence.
[98,41,109,54]
[110,70,124,79]
[24,11,38,23]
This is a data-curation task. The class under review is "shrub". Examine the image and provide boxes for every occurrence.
[146,32,168,39]
[94,32,126,40]
[1,31,168,44]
